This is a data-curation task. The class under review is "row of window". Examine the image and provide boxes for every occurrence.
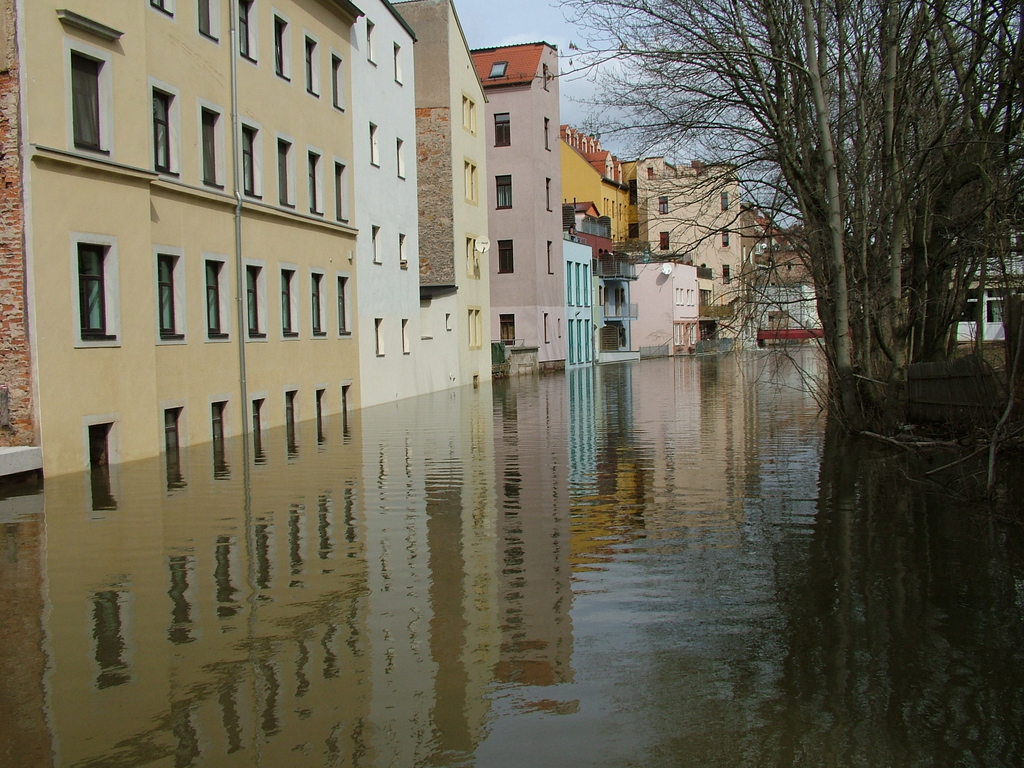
[74,239,352,346]
[656,231,732,251]
[566,262,593,308]
[69,48,354,220]
[494,240,557,275]
[151,0,400,90]
[492,113,553,150]
[566,319,593,365]
[655,191,731,214]
[498,311,561,345]
[480,174,553,211]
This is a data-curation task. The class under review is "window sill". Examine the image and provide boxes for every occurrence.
[277,73,291,82]
[203,180,225,190]
[240,53,258,65]
[370,162,380,169]
[244,192,263,200]
[199,31,219,44]
[312,331,327,338]
[400,262,408,270]
[306,89,320,98]
[338,331,352,338]
[310,210,323,217]
[157,169,180,178]
[206,333,231,342]
[247,332,267,340]
[282,331,299,339]
[150,5,174,19]
[496,205,512,210]
[159,333,186,341]
[73,144,110,156]
[375,354,385,358]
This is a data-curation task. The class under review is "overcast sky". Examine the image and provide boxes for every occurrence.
[450,0,614,144]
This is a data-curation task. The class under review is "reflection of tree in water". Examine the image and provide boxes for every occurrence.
[640,429,1024,766]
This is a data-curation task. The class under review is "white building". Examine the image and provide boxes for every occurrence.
[564,236,595,366]
[350,1,427,407]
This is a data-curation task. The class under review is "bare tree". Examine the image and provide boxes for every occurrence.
[564,0,1024,430]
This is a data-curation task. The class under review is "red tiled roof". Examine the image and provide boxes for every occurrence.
[471,42,552,88]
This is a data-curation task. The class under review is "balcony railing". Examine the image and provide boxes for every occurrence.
[604,302,639,320]
[595,260,637,280]
[697,266,714,280]
[577,216,612,239]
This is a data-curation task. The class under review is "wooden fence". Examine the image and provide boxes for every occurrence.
[906,357,1004,425]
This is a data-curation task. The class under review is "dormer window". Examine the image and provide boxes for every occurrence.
[489,61,508,78]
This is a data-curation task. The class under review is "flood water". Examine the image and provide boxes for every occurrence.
[2,351,1023,767]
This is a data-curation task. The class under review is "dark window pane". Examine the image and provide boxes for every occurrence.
[498,239,514,273]
[206,260,222,334]
[78,244,106,336]
[494,113,510,147]
[202,109,217,185]
[71,53,101,149]
[158,255,176,336]
[496,175,512,209]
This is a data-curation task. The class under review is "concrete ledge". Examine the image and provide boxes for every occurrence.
[598,350,641,364]
[0,447,43,478]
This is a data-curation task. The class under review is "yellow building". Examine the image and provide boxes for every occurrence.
[560,125,630,242]
[14,0,363,477]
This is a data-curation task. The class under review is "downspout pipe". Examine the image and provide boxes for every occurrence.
[229,0,250,467]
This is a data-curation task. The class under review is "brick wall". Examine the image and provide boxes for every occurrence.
[0,0,33,448]
[415,107,456,285]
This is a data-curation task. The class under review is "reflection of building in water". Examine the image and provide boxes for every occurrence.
[34,415,374,767]
[492,377,574,688]
[0,493,52,768]
[360,385,499,766]
[568,364,651,572]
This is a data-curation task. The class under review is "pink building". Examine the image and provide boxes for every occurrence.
[472,43,565,370]
[631,262,700,355]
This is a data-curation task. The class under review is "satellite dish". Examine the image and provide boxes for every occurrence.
[475,237,491,253]
[661,263,673,275]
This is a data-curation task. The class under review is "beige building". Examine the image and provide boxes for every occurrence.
[623,158,745,342]
[11,0,364,477]
[394,0,491,389]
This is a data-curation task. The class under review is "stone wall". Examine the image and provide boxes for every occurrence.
[0,0,32,448]
[415,106,455,285]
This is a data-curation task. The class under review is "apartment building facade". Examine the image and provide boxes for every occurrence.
[349,0,426,407]
[393,0,491,389]
[11,0,363,477]
[623,158,744,342]
[560,125,629,242]
[472,42,565,370]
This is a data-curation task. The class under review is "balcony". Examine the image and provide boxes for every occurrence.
[697,266,714,280]
[577,216,612,239]
[700,303,734,319]
[595,260,637,280]
[604,302,639,320]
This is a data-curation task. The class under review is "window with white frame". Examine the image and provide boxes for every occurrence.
[365,20,375,62]
[152,89,174,173]
[238,0,257,60]
[371,225,381,263]
[74,236,119,345]
[336,274,350,334]
[273,15,290,79]
[241,123,261,196]
[311,271,326,336]
[402,318,410,354]
[204,257,230,339]
[277,137,292,205]
[396,138,405,178]
[304,34,319,95]
[462,95,476,133]
[374,317,383,355]
[156,250,186,341]
[280,268,298,337]
[307,150,322,214]
[399,233,408,269]
[198,0,220,39]
[334,161,348,221]
[200,105,223,187]
[331,54,345,109]
[69,46,112,154]
[369,123,379,166]
[245,263,266,338]
[393,43,402,83]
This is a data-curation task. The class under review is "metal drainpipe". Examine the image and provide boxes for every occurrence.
[229,0,250,465]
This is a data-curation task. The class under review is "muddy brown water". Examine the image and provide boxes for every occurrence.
[2,351,1022,767]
